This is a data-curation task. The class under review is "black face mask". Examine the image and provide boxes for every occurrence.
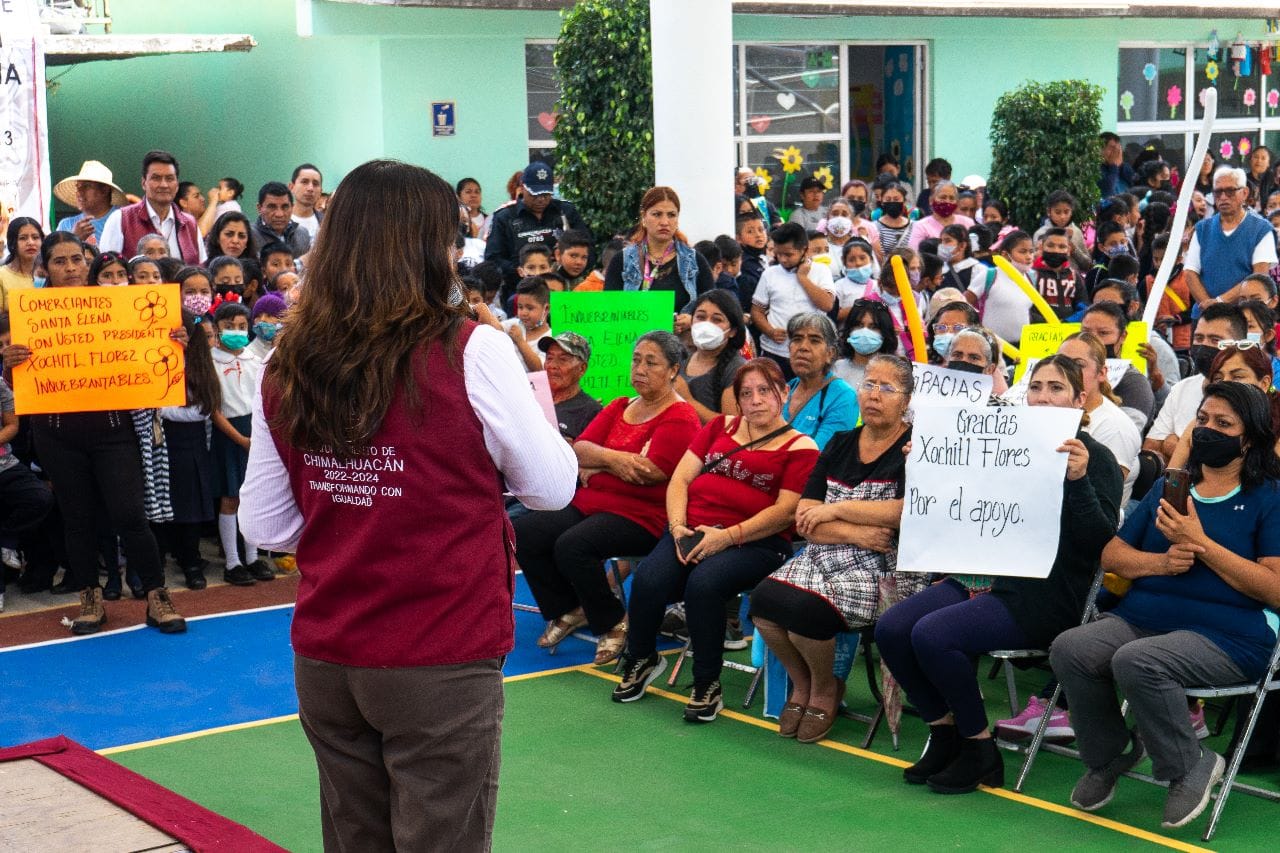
[1190,344,1217,377]
[1104,343,1118,359]
[947,360,987,375]
[1188,426,1243,469]
[849,200,867,215]
[880,201,905,218]
[1041,251,1068,269]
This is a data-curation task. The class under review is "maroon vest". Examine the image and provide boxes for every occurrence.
[265,321,516,667]
[119,201,201,265]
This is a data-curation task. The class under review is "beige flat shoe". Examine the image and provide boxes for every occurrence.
[537,609,587,649]
[593,621,627,665]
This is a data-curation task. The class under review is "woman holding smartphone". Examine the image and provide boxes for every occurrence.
[612,358,817,722]
[1051,381,1280,831]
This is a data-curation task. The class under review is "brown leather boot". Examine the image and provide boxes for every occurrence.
[71,587,106,635]
[145,588,187,634]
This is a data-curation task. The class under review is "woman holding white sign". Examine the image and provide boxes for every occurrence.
[875,355,1121,794]
[1051,382,1280,830]
[749,354,928,744]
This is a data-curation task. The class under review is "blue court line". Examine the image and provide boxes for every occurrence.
[0,574,657,751]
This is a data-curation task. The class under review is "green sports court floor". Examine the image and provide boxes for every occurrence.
[104,657,1278,853]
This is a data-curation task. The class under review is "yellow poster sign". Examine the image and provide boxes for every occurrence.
[1012,320,1149,382]
[9,285,187,415]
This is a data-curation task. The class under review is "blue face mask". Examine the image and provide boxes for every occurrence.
[846,264,875,285]
[847,327,884,355]
[880,288,901,306]
[254,321,281,342]
[220,330,250,350]
[933,333,955,359]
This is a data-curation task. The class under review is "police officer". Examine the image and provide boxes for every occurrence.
[484,161,592,287]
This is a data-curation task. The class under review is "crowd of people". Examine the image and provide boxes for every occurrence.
[2,136,1280,835]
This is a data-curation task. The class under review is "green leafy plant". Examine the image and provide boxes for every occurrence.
[988,80,1103,231]
[553,0,654,243]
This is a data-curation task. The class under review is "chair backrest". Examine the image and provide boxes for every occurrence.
[1131,449,1166,504]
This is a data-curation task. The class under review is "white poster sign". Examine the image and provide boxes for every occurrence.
[898,405,1083,578]
[910,363,992,411]
[527,370,558,430]
[1002,358,1128,407]
[0,1,51,226]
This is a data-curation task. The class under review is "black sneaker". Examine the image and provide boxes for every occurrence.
[246,560,276,582]
[659,604,688,642]
[612,653,667,703]
[684,680,724,723]
[183,567,208,591]
[222,565,256,586]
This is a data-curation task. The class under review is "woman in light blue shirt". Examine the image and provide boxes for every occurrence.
[781,312,859,450]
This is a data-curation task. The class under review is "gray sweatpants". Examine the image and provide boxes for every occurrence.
[295,654,505,852]
[1050,614,1244,781]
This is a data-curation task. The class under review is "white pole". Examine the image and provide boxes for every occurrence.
[1141,87,1217,329]
[650,0,734,243]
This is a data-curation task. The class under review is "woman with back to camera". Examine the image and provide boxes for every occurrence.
[239,159,577,851]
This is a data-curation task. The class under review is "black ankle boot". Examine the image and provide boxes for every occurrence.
[904,724,961,784]
[926,736,1004,794]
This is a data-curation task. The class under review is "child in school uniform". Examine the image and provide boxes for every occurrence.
[158,310,222,590]
[209,302,272,585]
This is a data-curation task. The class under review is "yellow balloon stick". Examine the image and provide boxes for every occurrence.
[888,255,928,363]
[990,254,1060,326]
[1000,338,1021,362]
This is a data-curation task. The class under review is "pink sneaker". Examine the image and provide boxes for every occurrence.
[1189,701,1210,740]
[996,696,1075,741]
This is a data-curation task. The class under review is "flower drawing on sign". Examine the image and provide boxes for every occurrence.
[775,146,804,174]
[1219,140,1234,160]
[753,167,772,193]
[135,290,168,327]
[813,166,834,191]
[1119,91,1135,120]
[1166,85,1182,118]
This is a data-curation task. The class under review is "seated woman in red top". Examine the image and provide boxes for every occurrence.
[611,359,819,721]
[515,331,701,665]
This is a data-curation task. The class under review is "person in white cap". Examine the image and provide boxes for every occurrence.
[53,160,128,245]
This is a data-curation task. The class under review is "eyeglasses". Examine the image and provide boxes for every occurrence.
[1217,340,1261,351]
[932,322,968,334]
[1213,187,1244,195]
[857,380,905,396]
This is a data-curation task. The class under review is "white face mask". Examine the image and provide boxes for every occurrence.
[690,321,727,351]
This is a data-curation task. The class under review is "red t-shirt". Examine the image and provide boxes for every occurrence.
[571,397,700,537]
[686,416,818,538]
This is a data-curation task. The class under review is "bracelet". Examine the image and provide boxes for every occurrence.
[670,521,687,532]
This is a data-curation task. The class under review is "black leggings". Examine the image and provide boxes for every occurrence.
[33,414,165,592]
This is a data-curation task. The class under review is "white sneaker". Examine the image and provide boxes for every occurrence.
[1,548,21,570]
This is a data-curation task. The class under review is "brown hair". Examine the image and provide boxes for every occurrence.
[1030,354,1091,427]
[1061,331,1122,407]
[265,160,465,459]
[629,186,689,246]
[1208,344,1280,434]
[732,357,788,408]
[505,170,523,201]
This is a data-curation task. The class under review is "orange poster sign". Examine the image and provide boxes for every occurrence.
[9,285,187,415]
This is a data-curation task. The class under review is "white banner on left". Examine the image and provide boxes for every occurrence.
[0,1,51,227]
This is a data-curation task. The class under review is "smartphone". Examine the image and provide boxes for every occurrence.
[676,531,706,560]
[1163,467,1192,515]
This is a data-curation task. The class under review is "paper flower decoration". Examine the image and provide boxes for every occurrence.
[1243,88,1257,107]
[1239,138,1252,158]
[1143,62,1157,84]
[1220,140,1234,160]
[1270,89,1280,112]
[753,167,772,193]
[774,146,804,174]
[1167,85,1182,118]
[1206,60,1220,83]
[812,166,834,191]
[1120,91,1135,120]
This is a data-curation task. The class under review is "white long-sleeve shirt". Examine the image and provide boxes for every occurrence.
[239,324,578,552]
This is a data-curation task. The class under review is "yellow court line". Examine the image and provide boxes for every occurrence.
[576,667,1214,853]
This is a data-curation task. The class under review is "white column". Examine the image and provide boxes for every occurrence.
[650,0,734,243]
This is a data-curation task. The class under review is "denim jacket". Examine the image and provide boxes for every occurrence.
[620,241,699,305]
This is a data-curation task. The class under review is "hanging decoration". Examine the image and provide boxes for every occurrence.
[1205,60,1220,84]
[1229,33,1247,86]
[1142,62,1158,85]
[1120,90,1135,120]
[1167,85,1183,118]
[1208,29,1220,59]
[1260,44,1272,76]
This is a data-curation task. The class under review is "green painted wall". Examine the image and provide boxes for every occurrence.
[45,2,1272,220]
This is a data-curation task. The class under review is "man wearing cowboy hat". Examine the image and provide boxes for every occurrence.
[53,161,128,245]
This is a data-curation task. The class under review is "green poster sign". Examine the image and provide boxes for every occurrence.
[549,291,674,404]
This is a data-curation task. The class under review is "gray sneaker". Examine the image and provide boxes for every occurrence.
[1162,749,1225,829]
[724,616,748,650]
[1070,733,1146,812]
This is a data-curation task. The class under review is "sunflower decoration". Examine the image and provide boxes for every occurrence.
[773,145,804,174]
[812,166,834,191]
[1205,60,1220,84]
[752,167,773,193]
[134,290,169,327]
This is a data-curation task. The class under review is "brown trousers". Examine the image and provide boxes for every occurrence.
[294,655,505,852]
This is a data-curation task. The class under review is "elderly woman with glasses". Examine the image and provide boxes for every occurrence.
[781,312,860,451]
[751,354,928,743]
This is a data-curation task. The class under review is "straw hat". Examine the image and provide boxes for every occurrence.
[54,160,128,208]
